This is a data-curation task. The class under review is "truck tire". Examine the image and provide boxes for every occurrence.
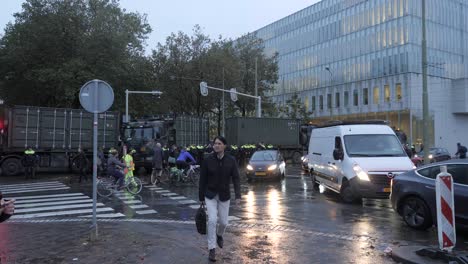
[292,152,302,164]
[1,158,23,176]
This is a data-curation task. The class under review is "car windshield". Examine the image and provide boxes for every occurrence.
[251,151,277,161]
[344,134,406,157]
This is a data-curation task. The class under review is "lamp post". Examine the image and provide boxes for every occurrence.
[421,0,430,164]
[125,90,163,123]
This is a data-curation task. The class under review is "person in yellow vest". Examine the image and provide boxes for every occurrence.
[123,149,136,181]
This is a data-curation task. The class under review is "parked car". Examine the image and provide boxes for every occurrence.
[308,121,414,203]
[301,155,309,171]
[391,160,468,230]
[246,150,286,181]
[411,147,451,166]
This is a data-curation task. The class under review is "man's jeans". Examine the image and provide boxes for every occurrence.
[205,194,230,250]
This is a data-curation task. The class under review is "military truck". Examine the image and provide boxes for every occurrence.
[122,115,209,171]
[225,117,312,163]
[0,105,120,176]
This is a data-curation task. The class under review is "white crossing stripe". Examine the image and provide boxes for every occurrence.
[1,183,66,191]
[15,203,106,214]
[129,205,149,209]
[161,193,178,197]
[146,186,163,190]
[135,209,157,215]
[178,200,198,205]
[122,200,141,205]
[6,193,84,200]
[189,205,200,209]
[155,190,170,193]
[11,208,115,219]
[14,195,88,204]
[169,196,186,200]
[228,216,241,221]
[2,187,70,195]
[15,199,93,208]
[0,181,62,188]
[79,213,126,218]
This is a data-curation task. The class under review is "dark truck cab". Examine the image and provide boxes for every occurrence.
[122,115,209,172]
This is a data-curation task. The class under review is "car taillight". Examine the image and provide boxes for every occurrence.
[0,119,3,130]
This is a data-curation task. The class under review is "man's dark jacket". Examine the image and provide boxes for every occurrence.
[199,153,241,202]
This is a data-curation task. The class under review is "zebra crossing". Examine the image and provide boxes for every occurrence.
[2,182,124,219]
[113,191,158,215]
[143,185,241,221]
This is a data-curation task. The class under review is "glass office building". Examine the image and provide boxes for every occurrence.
[254,0,468,150]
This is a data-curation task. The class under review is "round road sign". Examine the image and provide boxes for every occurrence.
[79,80,114,113]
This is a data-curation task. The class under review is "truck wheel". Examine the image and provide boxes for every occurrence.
[292,152,302,164]
[1,158,23,176]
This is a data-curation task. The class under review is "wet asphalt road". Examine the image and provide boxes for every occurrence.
[2,165,468,263]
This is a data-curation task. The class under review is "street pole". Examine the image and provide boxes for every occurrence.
[222,68,225,137]
[255,58,259,117]
[125,89,129,123]
[92,82,98,239]
[422,0,430,163]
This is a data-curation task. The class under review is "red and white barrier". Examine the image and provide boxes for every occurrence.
[435,165,456,252]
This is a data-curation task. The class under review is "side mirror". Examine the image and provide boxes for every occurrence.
[333,148,344,161]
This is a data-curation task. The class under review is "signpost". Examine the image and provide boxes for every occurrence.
[435,165,456,252]
[79,79,114,238]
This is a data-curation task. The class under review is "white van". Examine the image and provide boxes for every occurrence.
[307,122,414,203]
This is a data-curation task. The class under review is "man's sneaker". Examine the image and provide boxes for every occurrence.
[216,235,224,248]
[209,249,216,262]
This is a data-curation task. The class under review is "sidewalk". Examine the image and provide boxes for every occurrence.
[0,219,396,264]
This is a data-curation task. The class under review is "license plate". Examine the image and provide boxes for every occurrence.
[383,188,391,193]
[255,172,266,176]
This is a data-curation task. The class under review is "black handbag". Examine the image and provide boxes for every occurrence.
[195,203,207,235]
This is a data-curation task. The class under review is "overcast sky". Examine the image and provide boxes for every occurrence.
[0,0,321,52]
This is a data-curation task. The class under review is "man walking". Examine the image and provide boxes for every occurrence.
[455,142,467,159]
[151,143,164,185]
[199,136,241,262]
[72,148,89,183]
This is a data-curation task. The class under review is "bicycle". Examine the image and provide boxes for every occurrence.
[97,171,143,197]
[169,164,200,187]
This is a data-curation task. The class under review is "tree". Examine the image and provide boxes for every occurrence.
[150,29,279,134]
[279,92,313,121]
[0,0,152,112]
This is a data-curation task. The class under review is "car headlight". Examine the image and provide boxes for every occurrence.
[428,154,433,159]
[246,165,253,171]
[414,154,418,158]
[353,164,370,181]
[268,164,278,171]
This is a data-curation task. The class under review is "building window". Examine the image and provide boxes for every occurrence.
[373,87,380,104]
[363,88,369,105]
[396,83,402,101]
[344,91,349,107]
[327,94,332,109]
[335,92,340,108]
[353,89,359,106]
[319,95,324,110]
[384,85,390,102]
[312,96,316,111]
[304,97,309,110]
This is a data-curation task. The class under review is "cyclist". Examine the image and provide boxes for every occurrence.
[176,147,196,174]
[123,148,136,179]
[107,148,126,190]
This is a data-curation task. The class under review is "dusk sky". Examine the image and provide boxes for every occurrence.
[0,0,321,52]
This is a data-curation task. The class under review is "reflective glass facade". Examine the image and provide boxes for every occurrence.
[254,0,468,107]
